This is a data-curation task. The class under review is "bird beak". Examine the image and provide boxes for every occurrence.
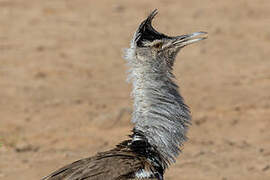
[172,32,208,48]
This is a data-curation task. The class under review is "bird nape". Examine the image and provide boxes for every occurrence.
[42,9,207,180]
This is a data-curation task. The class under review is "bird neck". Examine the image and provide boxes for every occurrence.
[125,48,191,168]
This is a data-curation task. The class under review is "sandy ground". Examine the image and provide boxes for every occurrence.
[0,0,270,179]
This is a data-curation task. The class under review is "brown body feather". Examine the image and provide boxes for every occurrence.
[42,140,156,180]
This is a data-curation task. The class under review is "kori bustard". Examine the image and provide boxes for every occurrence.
[42,9,207,180]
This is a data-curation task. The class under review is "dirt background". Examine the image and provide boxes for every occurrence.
[0,0,270,179]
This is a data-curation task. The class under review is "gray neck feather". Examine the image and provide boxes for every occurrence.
[124,45,191,166]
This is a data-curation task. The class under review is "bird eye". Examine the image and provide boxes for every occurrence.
[153,42,163,49]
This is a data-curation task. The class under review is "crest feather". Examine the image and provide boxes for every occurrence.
[135,9,169,47]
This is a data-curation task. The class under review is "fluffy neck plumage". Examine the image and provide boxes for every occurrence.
[125,47,191,167]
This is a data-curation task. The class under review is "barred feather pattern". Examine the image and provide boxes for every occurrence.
[124,41,191,167]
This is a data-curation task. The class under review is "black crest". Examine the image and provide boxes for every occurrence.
[135,9,169,47]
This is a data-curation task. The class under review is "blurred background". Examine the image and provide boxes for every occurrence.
[0,0,270,179]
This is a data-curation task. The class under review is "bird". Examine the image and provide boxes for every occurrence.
[42,9,207,180]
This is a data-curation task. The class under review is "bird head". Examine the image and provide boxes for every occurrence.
[131,9,207,69]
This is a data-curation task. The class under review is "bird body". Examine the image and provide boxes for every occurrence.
[42,139,164,180]
[42,10,207,180]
